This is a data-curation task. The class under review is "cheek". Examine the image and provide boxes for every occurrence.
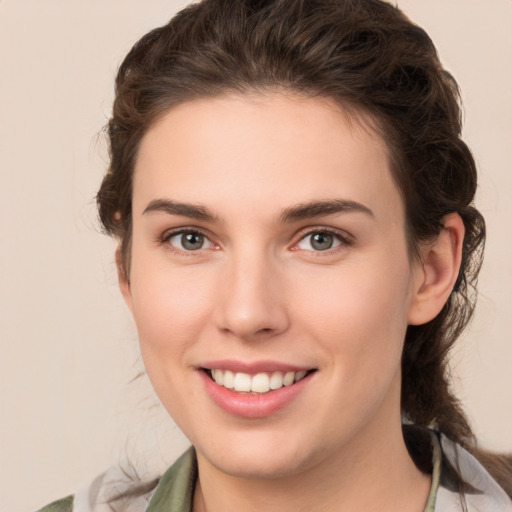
[293,253,413,367]
[128,260,217,360]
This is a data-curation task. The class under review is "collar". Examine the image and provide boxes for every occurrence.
[146,447,197,512]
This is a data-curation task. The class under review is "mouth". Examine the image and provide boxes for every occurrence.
[199,363,317,418]
[203,368,316,394]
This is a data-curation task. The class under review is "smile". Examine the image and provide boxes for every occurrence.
[199,364,317,417]
[208,369,311,394]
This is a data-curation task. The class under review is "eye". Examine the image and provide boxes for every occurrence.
[296,230,345,251]
[166,230,215,251]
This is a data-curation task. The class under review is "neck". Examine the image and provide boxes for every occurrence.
[193,417,431,512]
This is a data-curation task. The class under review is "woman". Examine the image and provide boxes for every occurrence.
[38,0,512,510]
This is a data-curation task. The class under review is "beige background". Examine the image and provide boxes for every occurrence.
[0,1,510,511]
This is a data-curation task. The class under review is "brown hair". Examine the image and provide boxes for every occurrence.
[97,0,511,497]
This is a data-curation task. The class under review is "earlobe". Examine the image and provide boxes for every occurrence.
[407,213,465,326]
[116,246,133,313]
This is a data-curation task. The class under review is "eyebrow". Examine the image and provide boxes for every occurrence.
[143,199,218,222]
[278,199,374,223]
[142,198,373,224]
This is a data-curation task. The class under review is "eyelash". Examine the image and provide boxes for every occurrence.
[293,227,353,254]
[161,228,217,254]
[160,227,353,255]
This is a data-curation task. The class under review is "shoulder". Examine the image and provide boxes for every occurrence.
[34,468,153,512]
[35,448,197,512]
[36,496,73,512]
[435,434,512,511]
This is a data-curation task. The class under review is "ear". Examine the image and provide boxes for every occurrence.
[116,245,133,314]
[407,213,464,326]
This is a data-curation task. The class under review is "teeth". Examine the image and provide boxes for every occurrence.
[209,369,309,394]
[223,370,235,389]
[283,371,295,386]
[212,369,223,385]
[251,373,270,393]
[269,371,283,390]
[294,370,307,382]
[233,372,251,392]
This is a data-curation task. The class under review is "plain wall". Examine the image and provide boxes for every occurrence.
[0,1,510,510]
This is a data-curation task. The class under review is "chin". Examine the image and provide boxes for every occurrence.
[208,451,311,480]
[195,430,324,480]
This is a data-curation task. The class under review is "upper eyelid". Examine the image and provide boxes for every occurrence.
[161,226,214,241]
[294,225,353,241]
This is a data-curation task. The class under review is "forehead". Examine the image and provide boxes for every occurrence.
[133,93,402,223]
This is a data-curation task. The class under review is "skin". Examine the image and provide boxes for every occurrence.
[119,92,464,512]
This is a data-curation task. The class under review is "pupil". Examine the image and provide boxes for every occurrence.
[311,233,333,251]
[182,232,203,250]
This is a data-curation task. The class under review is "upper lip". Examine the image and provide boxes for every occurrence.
[199,359,315,374]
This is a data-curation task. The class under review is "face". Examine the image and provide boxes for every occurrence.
[122,93,425,479]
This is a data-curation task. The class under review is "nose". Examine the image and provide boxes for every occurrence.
[215,252,290,341]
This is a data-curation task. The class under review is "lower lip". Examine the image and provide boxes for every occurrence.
[199,371,314,418]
